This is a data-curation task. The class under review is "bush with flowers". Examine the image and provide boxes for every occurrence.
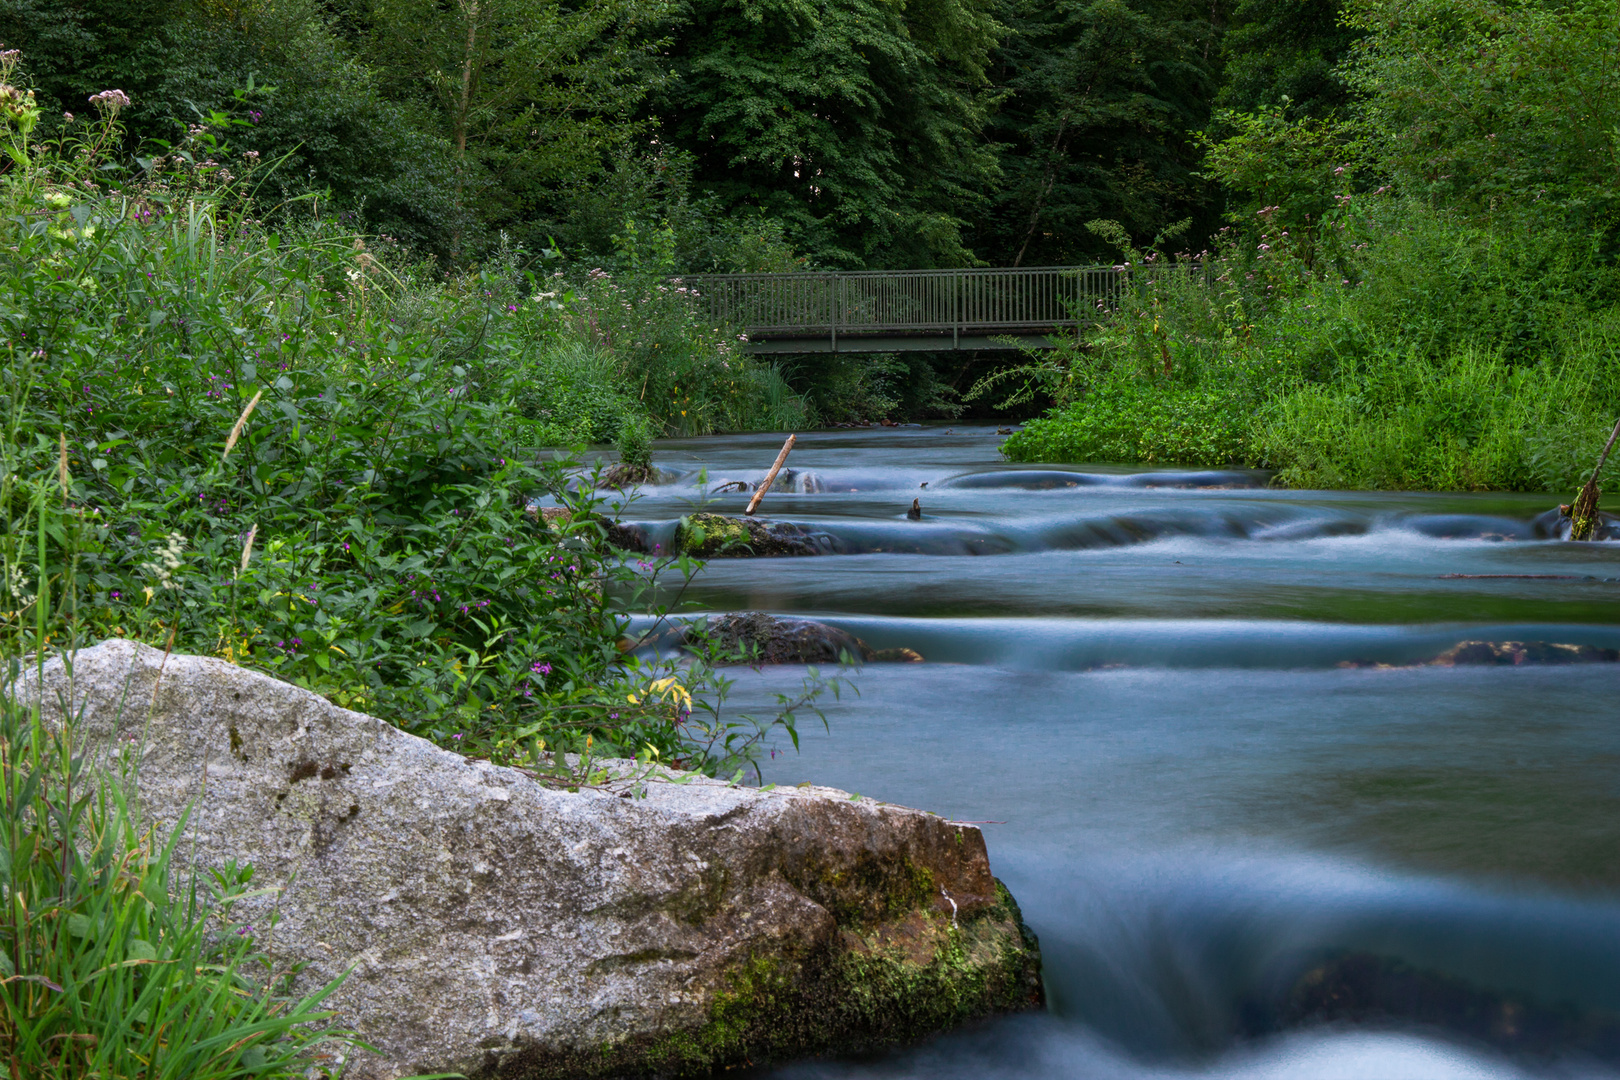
[0,50,833,777]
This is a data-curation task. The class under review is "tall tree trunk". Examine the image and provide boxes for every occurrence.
[1014,112,1071,267]
[451,0,480,261]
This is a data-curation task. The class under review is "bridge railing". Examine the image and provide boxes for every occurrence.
[677,265,1133,339]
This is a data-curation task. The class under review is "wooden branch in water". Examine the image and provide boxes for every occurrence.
[745,434,796,516]
[1569,417,1620,541]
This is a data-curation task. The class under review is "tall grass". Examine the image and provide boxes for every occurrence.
[556,270,812,436]
[1,481,357,1079]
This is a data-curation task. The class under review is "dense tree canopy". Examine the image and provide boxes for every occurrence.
[1216,0,1355,117]
[4,0,1618,271]
[655,0,1004,267]
[971,0,1222,265]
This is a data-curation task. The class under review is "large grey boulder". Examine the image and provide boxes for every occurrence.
[27,641,1041,1079]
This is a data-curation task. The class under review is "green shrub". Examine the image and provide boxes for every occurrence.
[0,76,837,780]
[507,339,641,445]
[1257,339,1620,491]
[996,203,1620,490]
[554,267,811,436]
[616,413,654,473]
[1004,375,1255,467]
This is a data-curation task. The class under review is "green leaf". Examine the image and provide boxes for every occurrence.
[128,937,157,961]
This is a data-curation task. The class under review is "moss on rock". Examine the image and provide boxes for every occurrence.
[673,513,830,558]
[497,879,1042,1079]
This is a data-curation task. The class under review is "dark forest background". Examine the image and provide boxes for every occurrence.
[2,0,1362,269]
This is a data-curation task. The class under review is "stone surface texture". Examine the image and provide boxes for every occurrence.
[28,641,1041,1080]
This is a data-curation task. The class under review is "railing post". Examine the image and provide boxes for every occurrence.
[952,270,960,350]
[829,272,838,353]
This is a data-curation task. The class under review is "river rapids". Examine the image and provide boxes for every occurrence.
[587,425,1620,1080]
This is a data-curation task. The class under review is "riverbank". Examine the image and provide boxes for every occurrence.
[991,195,1620,493]
[0,95,836,776]
[1001,342,1620,492]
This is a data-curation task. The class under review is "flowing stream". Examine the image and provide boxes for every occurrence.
[605,425,1620,1080]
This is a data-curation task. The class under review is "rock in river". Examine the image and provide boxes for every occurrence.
[691,612,927,665]
[700,611,871,664]
[26,640,1037,1080]
[673,512,831,558]
[1531,504,1620,541]
[1429,640,1620,665]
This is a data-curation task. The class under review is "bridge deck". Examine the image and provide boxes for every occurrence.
[679,265,1128,353]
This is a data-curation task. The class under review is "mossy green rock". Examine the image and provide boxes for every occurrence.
[674,512,829,557]
[699,611,875,664]
[31,640,1039,1080]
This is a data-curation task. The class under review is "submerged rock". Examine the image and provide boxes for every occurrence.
[27,641,1036,1080]
[695,612,867,665]
[1430,640,1620,666]
[708,468,824,497]
[1339,640,1620,669]
[673,512,831,558]
[673,613,926,665]
[1265,949,1620,1059]
[597,462,673,490]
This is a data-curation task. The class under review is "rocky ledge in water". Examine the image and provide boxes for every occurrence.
[596,464,683,490]
[695,611,925,665]
[530,505,651,552]
[708,467,825,496]
[1260,949,1620,1061]
[672,513,832,558]
[27,640,1032,1080]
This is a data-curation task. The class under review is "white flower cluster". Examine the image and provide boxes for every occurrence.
[6,564,35,605]
[139,532,188,591]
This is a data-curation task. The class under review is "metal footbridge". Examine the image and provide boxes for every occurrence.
[679,265,1128,354]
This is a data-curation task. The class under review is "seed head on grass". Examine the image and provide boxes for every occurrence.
[223,390,263,461]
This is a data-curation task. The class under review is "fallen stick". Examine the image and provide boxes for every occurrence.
[1438,574,1580,580]
[1569,416,1620,541]
[745,434,796,516]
